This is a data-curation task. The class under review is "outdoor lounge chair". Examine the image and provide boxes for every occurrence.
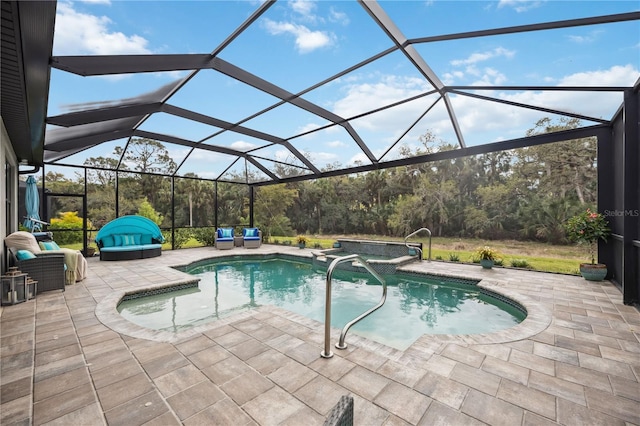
[215,228,235,250]
[8,249,66,294]
[242,227,261,248]
[5,231,87,287]
[4,233,66,294]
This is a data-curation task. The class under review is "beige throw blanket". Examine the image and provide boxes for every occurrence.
[43,249,87,285]
[56,249,87,284]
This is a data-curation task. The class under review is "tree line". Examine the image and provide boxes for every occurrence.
[41,117,596,246]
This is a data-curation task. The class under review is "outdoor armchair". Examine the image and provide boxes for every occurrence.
[242,227,261,248]
[215,228,235,250]
[7,247,66,294]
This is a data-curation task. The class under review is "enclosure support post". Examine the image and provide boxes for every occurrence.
[171,176,175,251]
[249,186,254,228]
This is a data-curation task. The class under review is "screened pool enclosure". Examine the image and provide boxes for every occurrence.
[2,1,639,304]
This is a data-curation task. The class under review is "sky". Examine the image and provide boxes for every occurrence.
[46,0,640,181]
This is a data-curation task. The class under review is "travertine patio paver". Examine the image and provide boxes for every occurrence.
[0,245,638,425]
[374,382,432,424]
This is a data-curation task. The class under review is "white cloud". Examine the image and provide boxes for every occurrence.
[332,75,429,119]
[450,64,639,142]
[298,122,323,134]
[470,68,508,86]
[567,30,604,44]
[349,152,370,166]
[230,140,259,151]
[497,0,544,13]
[263,19,334,53]
[274,149,294,163]
[443,48,515,85]
[326,64,638,150]
[558,64,638,87]
[54,2,150,55]
[326,140,346,148]
[290,0,316,19]
[310,151,339,162]
[329,7,349,26]
[451,47,515,66]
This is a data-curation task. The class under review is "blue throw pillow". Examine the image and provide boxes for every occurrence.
[133,234,142,245]
[244,228,258,237]
[121,234,136,246]
[101,235,115,247]
[140,234,152,245]
[113,234,123,246]
[39,241,61,251]
[219,228,233,238]
[16,250,36,260]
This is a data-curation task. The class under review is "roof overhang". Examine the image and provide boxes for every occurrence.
[0,0,56,166]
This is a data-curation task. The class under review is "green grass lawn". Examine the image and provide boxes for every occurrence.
[64,234,584,275]
[267,234,584,275]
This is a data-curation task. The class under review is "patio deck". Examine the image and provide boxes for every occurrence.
[1,245,638,425]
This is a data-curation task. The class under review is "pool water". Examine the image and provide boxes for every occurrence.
[118,257,525,350]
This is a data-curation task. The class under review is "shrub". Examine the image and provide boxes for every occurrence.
[448,253,460,262]
[564,208,610,264]
[435,255,443,260]
[49,211,91,245]
[510,259,531,269]
[137,198,163,225]
[162,228,192,249]
[192,227,217,246]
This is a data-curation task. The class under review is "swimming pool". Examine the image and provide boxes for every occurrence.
[117,256,526,350]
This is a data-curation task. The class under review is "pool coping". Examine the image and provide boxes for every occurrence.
[94,251,552,357]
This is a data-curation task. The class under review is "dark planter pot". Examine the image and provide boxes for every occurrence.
[480,259,494,269]
[298,243,306,249]
[579,263,607,281]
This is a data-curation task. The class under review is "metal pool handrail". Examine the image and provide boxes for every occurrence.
[404,227,432,261]
[321,254,387,358]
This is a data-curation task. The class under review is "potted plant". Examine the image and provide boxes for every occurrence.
[476,246,499,269]
[564,208,610,281]
[296,235,309,249]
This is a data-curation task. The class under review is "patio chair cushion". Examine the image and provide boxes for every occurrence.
[100,244,162,252]
[39,241,61,251]
[121,234,136,246]
[242,228,260,238]
[217,228,234,239]
[15,250,36,260]
[4,231,42,253]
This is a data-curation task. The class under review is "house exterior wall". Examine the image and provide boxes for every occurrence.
[1,117,19,274]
